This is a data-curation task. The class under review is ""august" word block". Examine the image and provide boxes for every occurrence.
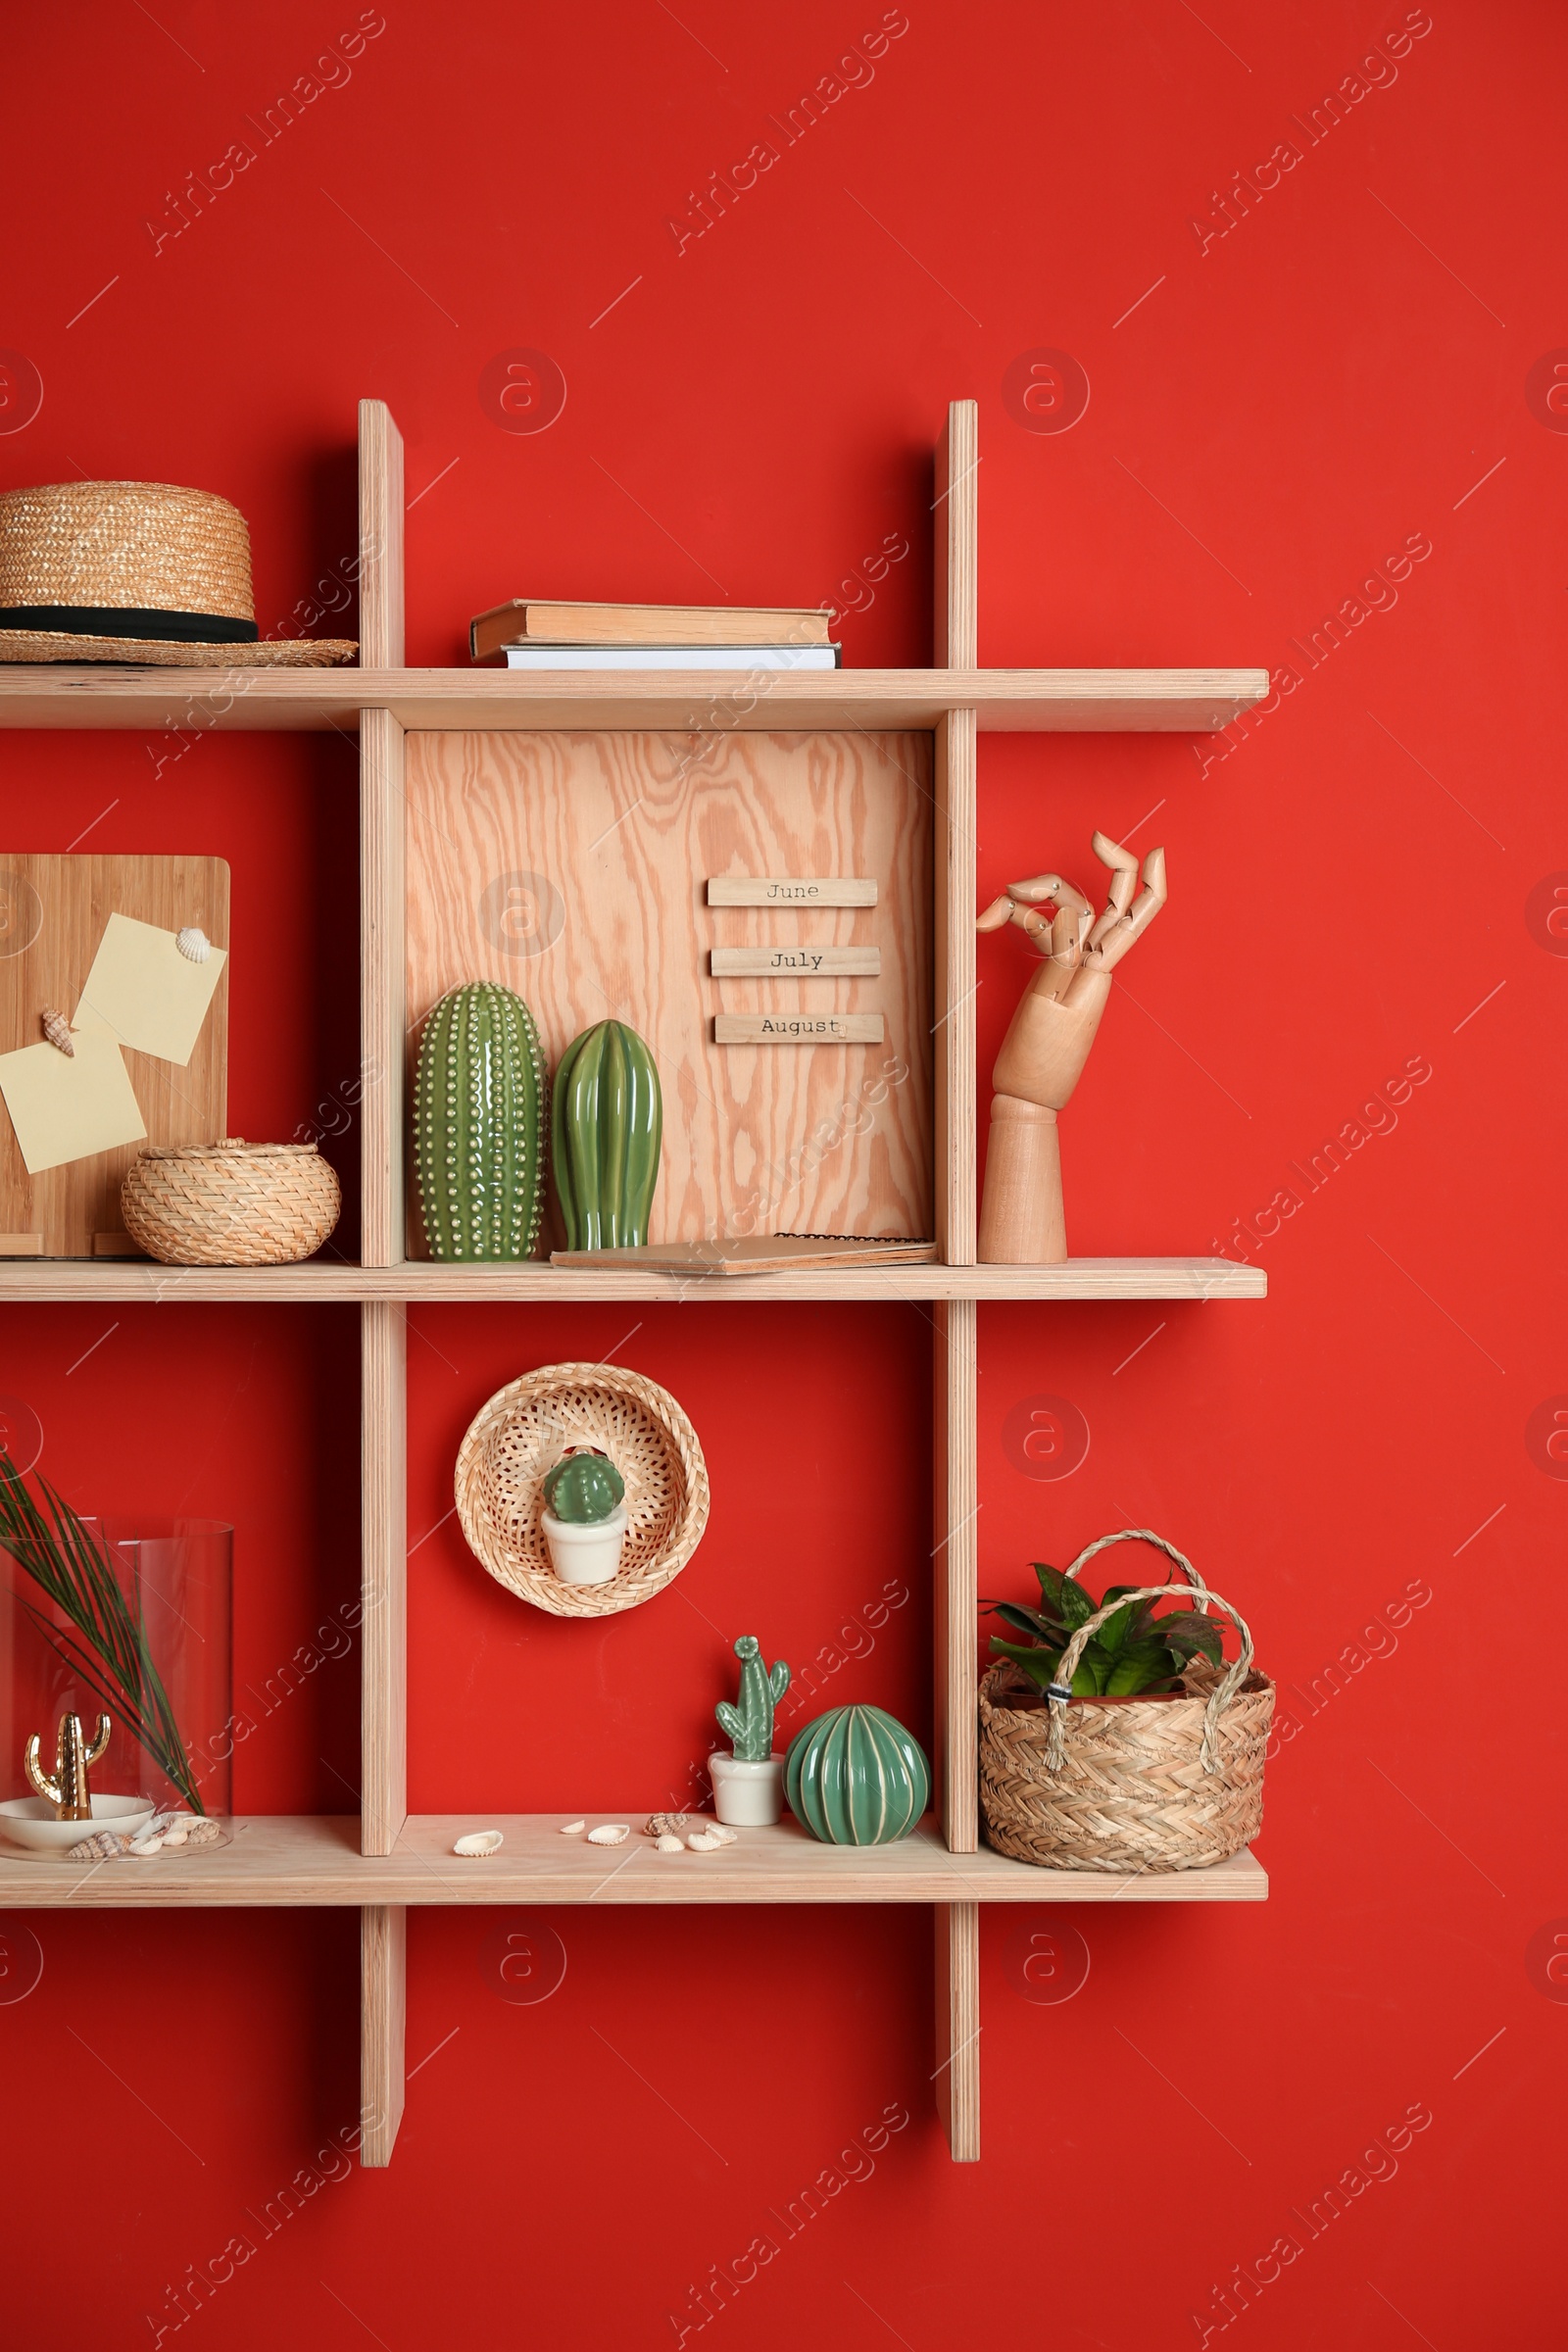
[714,1014,885,1046]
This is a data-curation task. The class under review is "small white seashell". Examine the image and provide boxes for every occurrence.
[128,1833,166,1855]
[68,1831,129,1862]
[587,1823,629,1846]
[560,1819,587,1835]
[160,1825,189,1847]
[655,1833,685,1853]
[707,1823,738,1845]
[453,1830,504,1858]
[686,1831,721,1851]
[181,1817,222,1847]
[175,926,213,963]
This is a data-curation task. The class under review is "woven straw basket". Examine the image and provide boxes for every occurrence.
[121,1141,342,1265]
[455,1363,710,1618]
[979,1531,1272,1873]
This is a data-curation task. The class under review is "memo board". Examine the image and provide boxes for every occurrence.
[404,731,933,1251]
[0,855,229,1255]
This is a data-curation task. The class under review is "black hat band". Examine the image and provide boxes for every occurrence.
[0,604,260,644]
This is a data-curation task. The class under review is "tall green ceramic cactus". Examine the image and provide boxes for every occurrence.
[414,982,548,1259]
[716,1636,790,1761]
[552,1019,662,1250]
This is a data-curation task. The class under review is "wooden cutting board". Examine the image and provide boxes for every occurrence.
[0,855,228,1256]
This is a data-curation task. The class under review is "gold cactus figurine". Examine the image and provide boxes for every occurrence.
[25,1712,112,1820]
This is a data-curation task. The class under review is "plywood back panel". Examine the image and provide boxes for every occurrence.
[0,854,228,1254]
[405,731,932,1250]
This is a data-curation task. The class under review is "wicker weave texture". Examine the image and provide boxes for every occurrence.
[456,1363,710,1618]
[979,1663,1272,1871]
[0,481,357,664]
[0,482,255,616]
[121,1142,342,1265]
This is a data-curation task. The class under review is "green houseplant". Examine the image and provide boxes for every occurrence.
[983,1557,1224,1697]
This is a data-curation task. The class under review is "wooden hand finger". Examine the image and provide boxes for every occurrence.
[1093,845,1168,971]
[1038,906,1084,1000]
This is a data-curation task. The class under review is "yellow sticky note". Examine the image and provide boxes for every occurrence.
[0,1020,146,1174]
[75,912,226,1067]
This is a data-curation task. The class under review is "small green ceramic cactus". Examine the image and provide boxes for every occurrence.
[414,981,548,1259]
[716,1636,791,1762]
[542,1450,625,1525]
[552,1019,662,1250]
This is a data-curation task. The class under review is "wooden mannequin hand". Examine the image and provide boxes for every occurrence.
[977,832,1166,1111]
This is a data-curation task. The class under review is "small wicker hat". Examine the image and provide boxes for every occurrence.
[0,480,357,665]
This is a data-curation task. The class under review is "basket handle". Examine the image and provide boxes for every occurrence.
[1062,1526,1210,1604]
[1043,1583,1256,1776]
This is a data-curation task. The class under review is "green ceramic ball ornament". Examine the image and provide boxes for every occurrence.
[541,1450,624,1525]
[784,1704,931,1845]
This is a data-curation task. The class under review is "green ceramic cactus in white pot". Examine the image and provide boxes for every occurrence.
[540,1449,627,1587]
[710,1637,791,1826]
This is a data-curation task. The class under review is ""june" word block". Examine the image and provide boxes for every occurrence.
[707,877,877,907]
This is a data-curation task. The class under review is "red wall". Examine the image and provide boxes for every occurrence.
[2,3,1563,2343]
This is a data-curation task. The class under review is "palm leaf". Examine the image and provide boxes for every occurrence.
[0,1458,205,1813]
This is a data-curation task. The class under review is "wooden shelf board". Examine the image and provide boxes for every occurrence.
[0,1814,1268,1907]
[0,666,1268,734]
[0,1257,1265,1303]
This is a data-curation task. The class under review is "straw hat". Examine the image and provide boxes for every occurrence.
[0,480,357,665]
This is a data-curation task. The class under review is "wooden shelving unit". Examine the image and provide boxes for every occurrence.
[0,1815,1267,1907]
[0,399,1269,2172]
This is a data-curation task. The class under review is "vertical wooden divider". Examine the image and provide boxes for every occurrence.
[358,400,409,2166]
[932,401,981,2162]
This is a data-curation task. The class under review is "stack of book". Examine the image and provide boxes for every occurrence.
[468,600,840,670]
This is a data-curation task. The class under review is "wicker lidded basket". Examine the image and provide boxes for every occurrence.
[979,1530,1273,1873]
[121,1141,341,1265]
[455,1362,710,1618]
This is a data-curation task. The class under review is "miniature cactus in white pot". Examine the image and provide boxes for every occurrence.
[710,1637,791,1826]
[540,1449,627,1587]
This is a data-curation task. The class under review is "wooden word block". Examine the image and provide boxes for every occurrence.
[715,1014,884,1046]
[710,946,881,978]
[707,877,877,907]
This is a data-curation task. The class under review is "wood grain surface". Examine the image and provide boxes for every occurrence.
[0,1812,1268,1907]
[405,730,933,1249]
[0,855,228,1254]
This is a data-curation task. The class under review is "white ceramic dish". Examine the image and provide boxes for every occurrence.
[0,1794,156,1854]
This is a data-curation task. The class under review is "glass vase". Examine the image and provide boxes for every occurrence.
[0,1517,233,1827]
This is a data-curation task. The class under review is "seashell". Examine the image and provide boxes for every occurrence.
[128,1832,166,1855]
[160,1825,188,1848]
[40,1006,74,1056]
[181,1817,222,1846]
[654,1833,685,1853]
[686,1830,721,1851]
[587,1823,629,1846]
[707,1823,738,1845]
[560,1819,587,1835]
[175,926,213,963]
[68,1831,129,1861]
[645,1812,690,1839]
[453,1830,504,1858]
